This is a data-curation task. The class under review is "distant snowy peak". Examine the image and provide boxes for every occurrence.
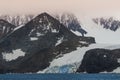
[54,13,87,36]
[93,17,120,31]
[0,19,15,39]
[0,14,34,26]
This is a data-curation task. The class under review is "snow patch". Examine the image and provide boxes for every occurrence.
[2,49,25,61]
[2,26,6,33]
[30,37,38,41]
[39,18,43,23]
[46,23,51,30]
[29,29,35,36]
[79,41,87,44]
[103,55,107,58]
[70,30,81,36]
[55,37,63,46]
[51,29,59,33]
[36,32,44,37]
[112,67,120,73]
[14,25,23,31]
[117,59,120,63]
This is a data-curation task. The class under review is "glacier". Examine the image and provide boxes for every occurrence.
[38,43,120,73]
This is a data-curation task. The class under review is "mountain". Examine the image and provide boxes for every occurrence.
[0,19,16,39]
[0,12,95,73]
[93,17,120,31]
[0,13,119,74]
[54,13,87,36]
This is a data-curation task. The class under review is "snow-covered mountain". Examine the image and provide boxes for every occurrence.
[0,12,120,74]
[0,12,95,73]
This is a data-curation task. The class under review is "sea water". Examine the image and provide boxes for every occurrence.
[0,74,120,80]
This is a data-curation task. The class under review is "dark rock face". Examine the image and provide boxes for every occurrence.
[0,12,95,73]
[77,49,120,73]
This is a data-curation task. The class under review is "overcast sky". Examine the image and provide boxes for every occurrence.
[0,0,120,17]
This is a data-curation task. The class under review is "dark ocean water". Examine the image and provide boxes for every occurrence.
[0,74,120,80]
